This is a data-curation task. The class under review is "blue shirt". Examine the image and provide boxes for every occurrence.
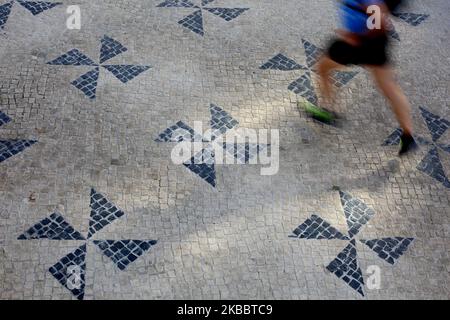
[340,0,383,34]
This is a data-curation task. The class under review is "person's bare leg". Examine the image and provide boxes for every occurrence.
[317,56,341,108]
[370,65,414,136]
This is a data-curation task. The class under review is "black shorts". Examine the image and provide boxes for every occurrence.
[327,34,390,66]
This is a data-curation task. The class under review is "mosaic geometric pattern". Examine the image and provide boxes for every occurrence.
[438,144,450,153]
[289,214,349,240]
[326,240,365,296]
[191,143,215,166]
[330,71,359,88]
[47,35,150,99]
[260,39,359,123]
[383,107,450,189]
[17,0,60,15]
[222,142,268,165]
[47,49,96,66]
[417,147,450,189]
[419,106,450,142]
[179,10,204,36]
[388,29,401,41]
[339,190,375,238]
[88,188,125,239]
[0,0,61,29]
[183,161,217,186]
[99,35,128,64]
[0,140,37,163]
[386,18,401,41]
[184,146,217,186]
[382,127,404,146]
[383,128,432,147]
[155,120,203,142]
[392,12,430,27]
[0,111,37,164]
[204,7,249,22]
[0,110,11,126]
[0,2,13,29]
[259,53,306,71]
[201,0,214,6]
[389,12,430,41]
[302,39,322,69]
[157,0,249,36]
[210,103,239,140]
[94,240,158,271]
[48,245,86,300]
[70,68,100,100]
[287,72,318,105]
[156,103,268,187]
[157,0,196,8]
[102,65,151,84]
[289,191,414,297]
[360,238,414,265]
[18,212,85,240]
[18,188,158,300]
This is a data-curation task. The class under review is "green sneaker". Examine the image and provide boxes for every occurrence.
[299,101,336,124]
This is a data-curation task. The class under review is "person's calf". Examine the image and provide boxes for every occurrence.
[317,57,336,105]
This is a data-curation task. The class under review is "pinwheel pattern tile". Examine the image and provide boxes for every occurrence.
[419,106,450,142]
[326,240,365,296]
[302,39,323,69]
[290,214,349,240]
[157,0,249,36]
[18,188,158,300]
[204,8,249,22]
[183,143,217,186]
[289,191,414,297]
[0,2,13,29]
[339,191,375,238]
[99,35,128,64]
[260,53,306,71]
[48,244,86,300]
[179,10,204,36]
[47,35,150,99]
[393,13,430,27]
[210,103,239,140]
[94,240,158,271]
[388,12,429,41]
[47,49,96,66]
[157,0,196,8]
[0,111,37,164]
[288,72,318,105]
[260,39,358,118]
[155,121,204,142]
[417,147,450,188]
[88,188,125,238]
[48,245,87,300]
[18,212,85,240]
[331,71,360,88]
[0,111,11,126]
[71,68,100,99]
[360,238,414,265]
[156,104,268,187]
[0,1,61,29]
[102,65,151,84]
[222,143,268,165]
[383,107,450,189]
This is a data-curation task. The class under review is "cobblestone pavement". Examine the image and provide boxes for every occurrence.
[0,0,449,300]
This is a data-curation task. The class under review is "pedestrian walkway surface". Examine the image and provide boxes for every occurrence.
[0,0,449,299]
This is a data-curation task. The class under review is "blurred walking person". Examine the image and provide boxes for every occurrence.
[312,0,417,155]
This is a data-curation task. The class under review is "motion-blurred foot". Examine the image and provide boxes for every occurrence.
[399,133,419,156]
